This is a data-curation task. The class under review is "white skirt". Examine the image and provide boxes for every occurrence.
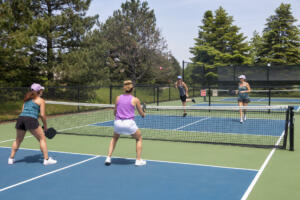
[114,119,138,135]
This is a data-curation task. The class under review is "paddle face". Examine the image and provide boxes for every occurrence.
[45,127,57,139]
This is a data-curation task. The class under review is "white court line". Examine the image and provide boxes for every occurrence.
[240,130,285,200]
[0,123,97,145]
[256,98,266,102]
[0,155,100,192]
[0,136,33,144]
[175,117,211,130]
[296,106,300,112]
[0,146,258,172]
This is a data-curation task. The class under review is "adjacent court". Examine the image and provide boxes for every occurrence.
[0,147,257,200]
[93,114,285,136]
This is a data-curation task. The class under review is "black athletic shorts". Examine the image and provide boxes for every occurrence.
[15,116,39,131]
[180,95,187,102]
[238,98,251,103]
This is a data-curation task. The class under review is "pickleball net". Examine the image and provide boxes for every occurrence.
[45,101,294,150]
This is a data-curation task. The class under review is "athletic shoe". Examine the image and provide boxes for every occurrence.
[105,156,111,166]
[43,157,57,165]
[192,99,196,103]
[240,119,244,124]
[8,157,14,165]
[244,115,247,121]
[135,159,146,166]
[183,113,187,117]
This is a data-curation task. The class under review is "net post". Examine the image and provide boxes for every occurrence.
[109,85,112,104]
[283,107,290,149]
[289,106,294,151]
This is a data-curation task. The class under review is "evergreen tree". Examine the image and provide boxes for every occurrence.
[258,3,300,65]
[101,0,166,84]
[0,0,42,86]
[190,7,250,85]
[249,31,263,64]
[30,0,98,84]
[58,29,110,86]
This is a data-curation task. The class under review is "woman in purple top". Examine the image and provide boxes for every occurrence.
[105,80,146,166]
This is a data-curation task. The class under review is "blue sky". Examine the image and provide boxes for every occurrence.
[87,0,300,63]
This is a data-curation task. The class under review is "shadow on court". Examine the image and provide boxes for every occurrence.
[14,154,43,164]
[110,158,135,165]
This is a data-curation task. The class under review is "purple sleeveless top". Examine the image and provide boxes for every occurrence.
[115,94,135,120]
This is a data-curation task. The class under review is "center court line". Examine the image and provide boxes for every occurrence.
[240,130,285,200]
[175,117,211,130]
[0,155,101,192]
[0,123,96,144]
[0,146,258,172]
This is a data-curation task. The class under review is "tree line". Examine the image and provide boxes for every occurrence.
[186,3,300,85]
[0,0,181,87]
[1,1,299,88]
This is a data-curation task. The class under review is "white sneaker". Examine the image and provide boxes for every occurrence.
[135,159,146,166]
[8,157,15,165]
[43,157,57,165]
[244,115,247,121]
[240,119,244,124]
[105,157,111,166]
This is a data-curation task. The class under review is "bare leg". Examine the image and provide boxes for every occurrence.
[132,129,142,160]
[243,102,248,119]
[238,101,244,121]
[107,133,120,157]
[182,101,187,116]
[10,129,26,159]
[30,126,49,160]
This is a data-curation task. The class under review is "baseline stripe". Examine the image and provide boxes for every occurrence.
[0,155,100,192]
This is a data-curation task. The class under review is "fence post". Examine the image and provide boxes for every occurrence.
[208,87,211,106]
[268,88,271,106]
[156,86,159,106]
[77,86,80,112]
[153,85,156,104]
[169,85,171,101]
[192,86,195,97]
[109,85,112,104]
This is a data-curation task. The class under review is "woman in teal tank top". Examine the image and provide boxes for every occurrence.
[237,75,251,123]
[175,76,196,117]
[8,83,57,165]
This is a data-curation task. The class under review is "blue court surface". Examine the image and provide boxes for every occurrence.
[93,115,285,137]
[0,147,257,200]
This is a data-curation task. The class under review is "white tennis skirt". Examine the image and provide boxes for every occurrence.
[114,119,138,135]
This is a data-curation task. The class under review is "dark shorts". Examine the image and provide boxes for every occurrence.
[238,98,250,103]
[180,95,187,102]
[15,116,39,131]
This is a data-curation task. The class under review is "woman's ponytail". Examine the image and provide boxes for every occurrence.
[24,91,38,102]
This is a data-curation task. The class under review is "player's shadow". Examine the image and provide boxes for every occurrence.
[111,158,135,165]
[15,154,43,164]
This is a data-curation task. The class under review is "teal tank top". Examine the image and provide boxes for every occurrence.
[20,100,40,119]
[178,84,186,96]
[238,85,249,99]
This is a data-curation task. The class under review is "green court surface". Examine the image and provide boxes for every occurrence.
[0,100,299,199]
